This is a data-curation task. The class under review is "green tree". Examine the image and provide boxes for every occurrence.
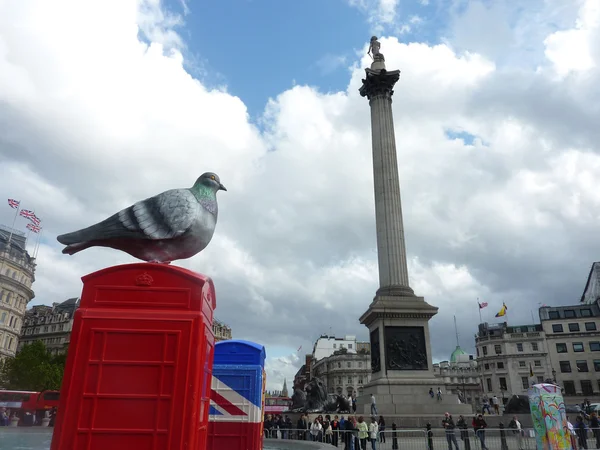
[0,341,66,391]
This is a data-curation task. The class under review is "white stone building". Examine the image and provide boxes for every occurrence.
[312,334,358,360]
[18,298,79,354]
[540,300,600,403]
[310,348,371,397]
[433,346,482,410]
[0,225,36,360]
[581,262,600,305]
[475,322,552,403]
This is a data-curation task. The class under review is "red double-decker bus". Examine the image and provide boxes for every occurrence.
[264,396,292,415]
[0,390,60,414]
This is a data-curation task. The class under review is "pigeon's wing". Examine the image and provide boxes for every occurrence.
[57,189,200,245]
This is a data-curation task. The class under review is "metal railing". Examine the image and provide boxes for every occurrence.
[262,426,600,449]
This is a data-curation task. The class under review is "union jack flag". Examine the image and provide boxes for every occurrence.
[7,199,20,209]
[209,375,261,423]
[19,209,35,219]
[26,223,41,233]
[29,214,41,226]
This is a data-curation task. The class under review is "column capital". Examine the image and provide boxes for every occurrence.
[359,68,401,101]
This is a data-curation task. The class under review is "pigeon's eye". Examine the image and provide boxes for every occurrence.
[210,175,215,180]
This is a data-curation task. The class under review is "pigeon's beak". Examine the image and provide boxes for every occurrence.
[219,183,227,191]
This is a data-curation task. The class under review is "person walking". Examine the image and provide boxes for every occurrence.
[590,412,600,449]
[371,394,378,416]
[473,414,489,450]
[575,416,589,449]
[442,413,460,450]
[357,416,369,450]
[508,415,523,450]
[378,416,386,443]
[369,416,379,450]
[492,396,500,415]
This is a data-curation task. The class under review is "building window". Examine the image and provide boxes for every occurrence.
[333,344,337,349]
[563,381,576,396]
[482,346,488,356]
[534,360,541,367]
[552,324,563,333]
[591,342,600,352]
[519,361,526,368]
[569,323,580,332]
[484,364,490,370]
[548,311,560,319]
[564,310,576,318]
[348,344,353,349]
[531,342,539,351]
[537,376,544,384]
[498,377,507,390]
[577,361,589,372]
[594,360,600,372]
[338,377,342,384]
[486,378,492,392]
[556,343,568,353]
[517,343,523,352]
[358,362,362,368]
[338,363,341,368]
[497,362,504,369]
[586,322,597,331]
[494,345,502,354]
[582,309,593,317]
[347,362,351,368]
[560,361,572,373]
[573,343,585,352]
[521,377,529,389]
[347,376,352,384]
[582,380,594,396]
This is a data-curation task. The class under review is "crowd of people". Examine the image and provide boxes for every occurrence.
[263,413,393,449]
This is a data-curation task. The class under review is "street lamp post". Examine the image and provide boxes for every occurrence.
[552,368,557,383]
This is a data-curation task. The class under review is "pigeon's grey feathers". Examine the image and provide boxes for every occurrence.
[56,172,226,263]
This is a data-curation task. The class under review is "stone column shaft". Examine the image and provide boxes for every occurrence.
[370,93,410,290]
[360,68,413,296]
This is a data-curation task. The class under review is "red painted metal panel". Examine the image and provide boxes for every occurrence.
[51,263,215,450]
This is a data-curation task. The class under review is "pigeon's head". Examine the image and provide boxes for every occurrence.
[196,172,227,192]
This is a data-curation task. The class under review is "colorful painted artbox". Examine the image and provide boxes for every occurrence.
[528,383,571,450]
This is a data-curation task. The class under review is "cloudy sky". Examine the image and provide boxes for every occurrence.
[1,0,599,390]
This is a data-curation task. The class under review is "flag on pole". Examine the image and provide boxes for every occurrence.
[529,363,534,378]
[26,223,41,233]
[29,214,41,226]
[495,303,507,317]
[7,199,20,209]
[478,302,488,309]
[19,209,35,219]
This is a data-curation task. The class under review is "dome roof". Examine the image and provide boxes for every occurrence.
[450,345,466,363]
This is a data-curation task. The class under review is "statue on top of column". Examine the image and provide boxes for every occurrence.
[368,36,385,62]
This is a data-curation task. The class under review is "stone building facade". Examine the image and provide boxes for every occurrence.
[213,319,232,342]
[310,348,371,397]
[540,300,600,403]
[433,346,481,410]
[0,225,36,360]
[475,322,552,402]
[18,298,79,354]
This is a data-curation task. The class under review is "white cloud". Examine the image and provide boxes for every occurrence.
[543,0,599,77]
[348,0,400,33]
[2,0,600,389]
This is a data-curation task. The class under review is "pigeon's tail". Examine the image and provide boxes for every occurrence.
[56,212,137,247]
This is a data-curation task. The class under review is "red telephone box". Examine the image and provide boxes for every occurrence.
[50,263,216,450]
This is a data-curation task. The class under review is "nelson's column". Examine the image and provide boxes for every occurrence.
[356,37,471,416]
